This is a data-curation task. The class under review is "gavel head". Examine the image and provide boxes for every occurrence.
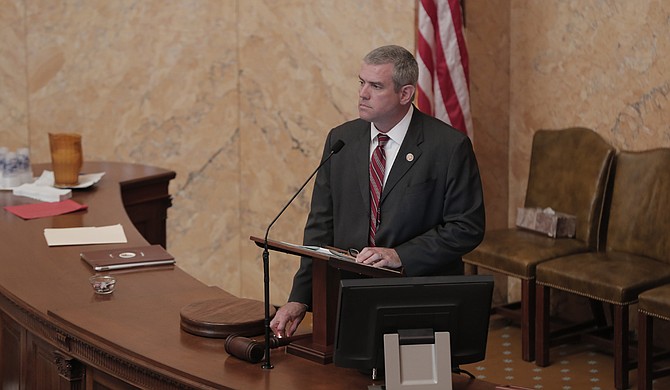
[224,334,265,364]
[224,334,292,364]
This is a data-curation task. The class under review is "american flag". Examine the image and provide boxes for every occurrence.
[417,0,473,139]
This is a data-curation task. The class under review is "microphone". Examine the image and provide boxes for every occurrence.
[263,139,344,242]
[260,139,345,369]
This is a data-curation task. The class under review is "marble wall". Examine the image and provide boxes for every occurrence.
[509,0,670,220]
[2,1,668,308]
[1,0,417,305]
[506,1,670,304]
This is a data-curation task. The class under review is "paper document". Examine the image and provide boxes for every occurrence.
[44,224,128,246]
[34,170,106,189]
[280,241,356,261]
[276,240,403,275]
[12,183,71,202]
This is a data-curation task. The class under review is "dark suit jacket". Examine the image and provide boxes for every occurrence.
[288,108,485,307]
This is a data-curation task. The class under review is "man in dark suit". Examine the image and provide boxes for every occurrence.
[270,45,485,338]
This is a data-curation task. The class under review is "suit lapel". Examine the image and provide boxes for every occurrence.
[381,111,424,202]
[353,122,372,208]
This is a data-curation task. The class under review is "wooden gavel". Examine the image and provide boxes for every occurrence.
[224,333,299,363]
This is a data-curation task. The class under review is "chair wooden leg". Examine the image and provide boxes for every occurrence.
[613,305,630,390]
[535,284,550,367]
[589,298,608,328]
[521,279,535,362]
[638,310,653,390]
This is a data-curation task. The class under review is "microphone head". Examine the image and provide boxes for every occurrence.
[331,140,345,154]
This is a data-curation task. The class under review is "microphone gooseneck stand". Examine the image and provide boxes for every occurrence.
[260,140,345,369]
[261,241,273,369]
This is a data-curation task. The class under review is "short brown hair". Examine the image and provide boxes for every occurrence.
[363,45,418,92]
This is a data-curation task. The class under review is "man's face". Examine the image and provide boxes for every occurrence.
[358,62,407,132]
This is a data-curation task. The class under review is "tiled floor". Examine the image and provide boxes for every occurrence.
[459,315,670,390]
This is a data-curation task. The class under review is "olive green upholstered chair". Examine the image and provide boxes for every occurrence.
[638,283,670,390]
[463,128,615,362]
[535,149,670,390]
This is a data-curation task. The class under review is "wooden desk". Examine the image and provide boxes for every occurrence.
[0,161,498,389]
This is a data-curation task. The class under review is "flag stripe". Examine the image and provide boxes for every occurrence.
[436,1,471,133]
[417,0,473,139]
[417,2,436,117]
[447,0,469,84]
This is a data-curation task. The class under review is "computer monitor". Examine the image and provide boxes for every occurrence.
[333,275,494,375]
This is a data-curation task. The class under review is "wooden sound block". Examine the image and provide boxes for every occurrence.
[180,297,275,338]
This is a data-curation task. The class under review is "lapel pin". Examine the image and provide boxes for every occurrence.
[406,153,414,162]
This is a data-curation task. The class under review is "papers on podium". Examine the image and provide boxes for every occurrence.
[280,242,356,261]
[278,241,403,276]
[80,244,175,271]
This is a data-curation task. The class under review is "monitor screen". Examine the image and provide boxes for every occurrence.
[333,275,494,373]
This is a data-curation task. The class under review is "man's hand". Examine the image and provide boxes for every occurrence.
[270,301,308,339]
[356,247,402,269]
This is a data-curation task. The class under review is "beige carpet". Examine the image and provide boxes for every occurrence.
[459,315,670,389]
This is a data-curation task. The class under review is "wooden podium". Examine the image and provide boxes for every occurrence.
[250,236,402,364]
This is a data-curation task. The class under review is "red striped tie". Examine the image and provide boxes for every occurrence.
[369,134,389,246]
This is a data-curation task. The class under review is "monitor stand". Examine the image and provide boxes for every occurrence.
[372,330,452,390]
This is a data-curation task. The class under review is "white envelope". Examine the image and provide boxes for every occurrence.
[44,224,128,246]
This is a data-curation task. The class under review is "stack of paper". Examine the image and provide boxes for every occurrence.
[13,183,71,202]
